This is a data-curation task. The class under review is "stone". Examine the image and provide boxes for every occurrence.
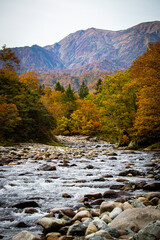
[59,237,73,240]
[92,218,109,230]
[12,230,40,240]
[72,210,91,221]
[131,199,145,208]
[46,232,61,240]
[122,202,133,210]
[67,222,88,236]
[100,213,112,224]
[110,184,124,190]
[85,224,98,236]
[62,193,72,198]
[132,220,160,240]
[118,170,142,176]
[38,164,56,171]
[109,207,122,219]
[84,193,103,199]
[107,228,120,238]
[109,207,160,232]
[100,201,122,214]
[103,190,119,198]
[24,208,39,214]
[85,230,113,239]
[37,217,67,231]
[12,201,40,209]
[61,209,76,218]
[143,182,160,191]
[144,192,160,200]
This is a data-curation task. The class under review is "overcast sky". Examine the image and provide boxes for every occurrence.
[0,0,160,48]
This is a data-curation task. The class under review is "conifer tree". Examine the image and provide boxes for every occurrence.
[78,81,89,99]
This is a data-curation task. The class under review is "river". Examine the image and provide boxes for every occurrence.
[0,137,159,239]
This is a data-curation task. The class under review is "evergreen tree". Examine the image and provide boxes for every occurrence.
[95,79,102,94]
[78,81,89,99]
[64,84,76,102]
[54,81,65,92]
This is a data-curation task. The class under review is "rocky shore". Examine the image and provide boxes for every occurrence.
[0,136,160,240]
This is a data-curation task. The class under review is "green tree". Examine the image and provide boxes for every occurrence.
[54,81,65,92]
[78,81,89,99]
[95,79,102,94]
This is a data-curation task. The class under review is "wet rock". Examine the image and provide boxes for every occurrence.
[62,193,72,198]
[109,207,160,232]
[38,164,56,171]
[143,182,160,191]
[12,201,40,209]
[67,222,88,236]
[86,165,94,169]
[110,184,124,190]
[103,190,119,198]
[131,220,160,240]
[16,222,29,228]
[107,228,120,238]
[24,208,39,214]
[37,217,67,231]
[109,207,122,219]
[91,199,104,206]
[12,230,40,240]
[119,170,142,176]
[144,192,160,200]
[100,201,122,214]
[84,193,102,200]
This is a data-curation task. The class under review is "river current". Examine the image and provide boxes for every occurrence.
[0,141,159,239]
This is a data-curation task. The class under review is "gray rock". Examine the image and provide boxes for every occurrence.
[109,207,122,219]
[12,230,40,240]
[132,220,160,240]
[131,199,146,208]
[109,207,160,232]
[85,230,112,239]
[92,218,109,230]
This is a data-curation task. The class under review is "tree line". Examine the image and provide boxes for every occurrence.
[0,43,160,147]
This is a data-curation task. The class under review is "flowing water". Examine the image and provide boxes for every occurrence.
[0,142,159,239]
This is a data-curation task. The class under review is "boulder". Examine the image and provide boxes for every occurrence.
[103,190,119,198]
[37,217,67,231]
[61,209,76,218]
[100,213,112,224]
[109,207,160,232]
[84,193,102,200]
[38,164,56,171]
[12,230,40,240]
[72,210,91,221]
[46,232,61,240]
[143,182,160,191]
[118,170,142,176]
[12,201,40,209]
[132,220,160,240]
[144,192,160,200]
[85,224,98,236]
[67,222,88,236]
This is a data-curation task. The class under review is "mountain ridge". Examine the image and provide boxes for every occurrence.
[10,21,160,74]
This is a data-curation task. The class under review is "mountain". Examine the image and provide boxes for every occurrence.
[11,21,160,74]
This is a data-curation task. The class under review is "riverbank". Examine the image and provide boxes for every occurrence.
[0,136,160,239]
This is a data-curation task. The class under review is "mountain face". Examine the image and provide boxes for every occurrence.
[12,21,160,74]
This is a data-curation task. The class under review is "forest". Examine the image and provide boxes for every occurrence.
[0,42,160,148]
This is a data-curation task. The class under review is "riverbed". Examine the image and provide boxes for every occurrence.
[0,136,159,239]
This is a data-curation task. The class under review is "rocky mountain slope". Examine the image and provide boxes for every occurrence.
[12,21,160,74]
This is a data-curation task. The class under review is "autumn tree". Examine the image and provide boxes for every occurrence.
[130,42,160,146]
[19,72,39,91]
[0,45,20,71]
